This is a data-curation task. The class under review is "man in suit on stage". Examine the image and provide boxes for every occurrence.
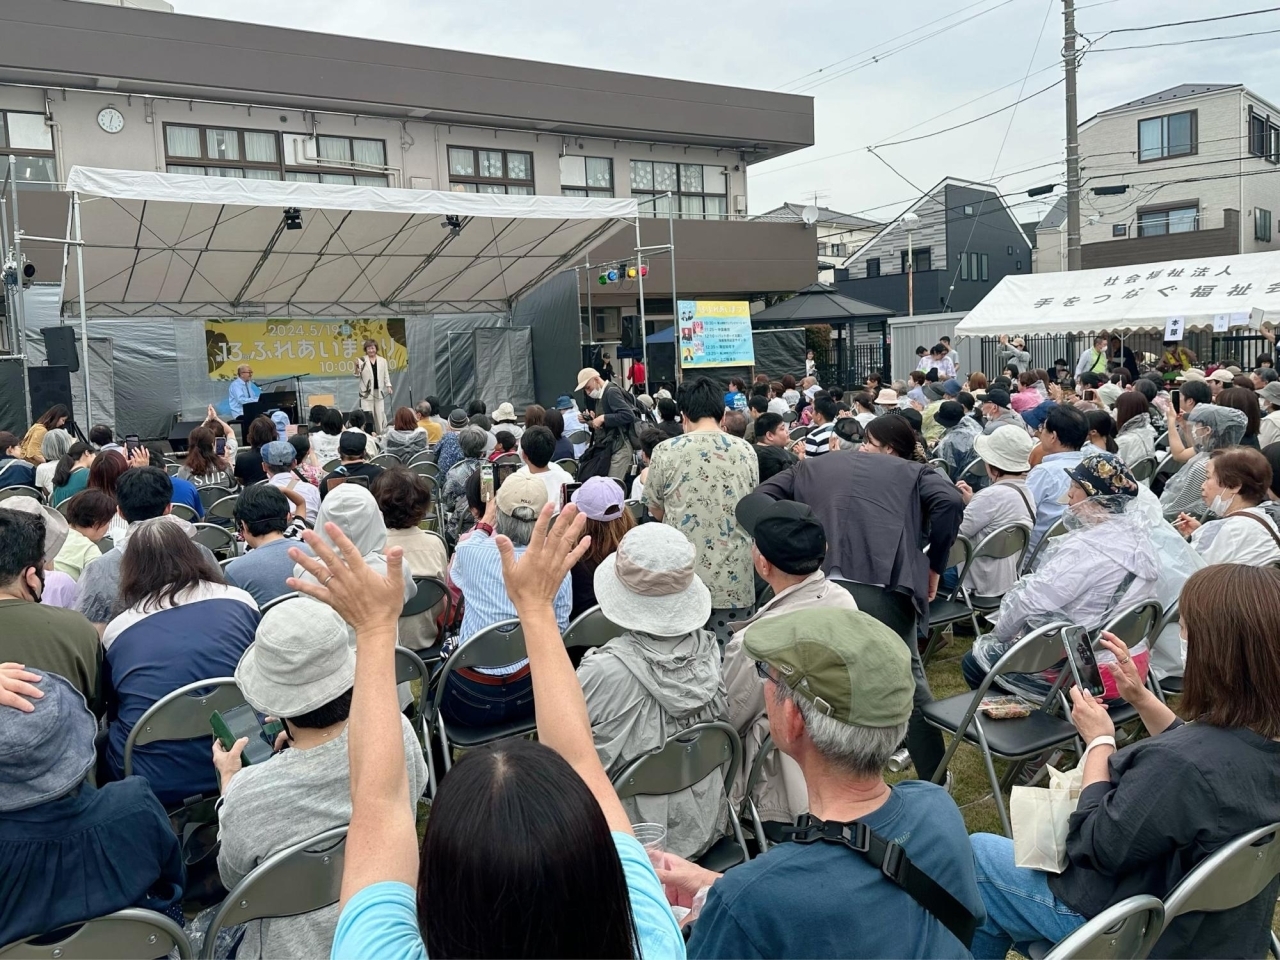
[355,339,392,433]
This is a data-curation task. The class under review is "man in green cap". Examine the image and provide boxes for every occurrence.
[658,608,983,958]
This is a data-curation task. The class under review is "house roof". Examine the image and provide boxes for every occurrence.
[751,203,881,230]
[840,177,1031,265]
[1036,196,1068,231]
[1095,83,1240,117]
[750,282,893,324]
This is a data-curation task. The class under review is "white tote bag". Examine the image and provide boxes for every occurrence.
[1010,765,1084,873]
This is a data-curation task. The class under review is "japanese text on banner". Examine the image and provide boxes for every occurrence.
[204,318,408,380]
[676,300,754,369]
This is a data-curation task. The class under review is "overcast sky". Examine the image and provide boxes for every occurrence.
[175,0,1280,227]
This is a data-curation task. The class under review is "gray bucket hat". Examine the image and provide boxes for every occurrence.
[235,597,356,717]
[0,672,96,813]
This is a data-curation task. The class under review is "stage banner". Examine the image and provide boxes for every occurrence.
[676,300,754,369]
[204,318,408,380]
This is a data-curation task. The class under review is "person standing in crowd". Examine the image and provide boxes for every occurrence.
[371,467,448,652]
[952,426,1036,597]
[752,412,799,483]
[1174,447,1280,566]
[660,608,983,959]
[578,522,729,859]
[1114,392,1156,468]
[33,429,72,496]
[177,425,235,488]
[49,442,94,506]
[645,377,758,613]
[628,356,646,396]
[234,415,276,487]
[803,395,838,457]
[354,339,392,433]
[0,511,101,712]
[567,477,635,619]
[1108,334,1140,380]
[55,489,115,581]
[997,334,1030,369]
[724,497,858,833]
[213,598,428,960]
[383,407,428,462]
[227,364,261,421]
[224,485,309,608]
[934,400,982,480]
[1024,404,1089,553]
[980,388,1026,435]
[0,668,183,951]
[321,431,386,500]
[968,564,1280,959]
[101,518,259,805]
[1075,334,1110,377]
[923,343,957,381]
[576,366,637,481]
[754,422,963,783]
[19,405,70,464]
[0,432,37,489]
[440,425,488,542]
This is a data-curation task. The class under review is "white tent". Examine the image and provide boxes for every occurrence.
[953,250,1280,338]
[63,166,637,317]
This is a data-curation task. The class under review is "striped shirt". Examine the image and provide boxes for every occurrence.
[804,422,835,457]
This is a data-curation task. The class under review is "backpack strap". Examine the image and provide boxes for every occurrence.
[995,480,1035,521]
[1231,510,1280,550]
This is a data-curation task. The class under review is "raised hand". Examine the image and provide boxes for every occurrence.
[287,522,405,631]
[495,502,589,612]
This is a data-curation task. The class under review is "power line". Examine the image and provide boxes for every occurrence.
[1088,25,1280,52]
[874,78,1063,149]
[1100,5,1280,33]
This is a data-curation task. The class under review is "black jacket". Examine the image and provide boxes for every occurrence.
[598,383,637,433]
[754,443,798,483]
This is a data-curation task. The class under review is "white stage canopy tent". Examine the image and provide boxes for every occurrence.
[953,251,1280,338]
[62,166,638,317]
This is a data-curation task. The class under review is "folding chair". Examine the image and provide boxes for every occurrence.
[568,430,591,445]
[97,535,114,554]
[371,453,401,469]
[624,499,646,521]
[164,462,182,477]
[611,720,751,873]
[394,645,435,794]
[1129,455,1158,485]
[407,449,434,467]
[1023,517,1068,573]
[198,827,347,959]
[122,677,245,779]
[1149,454,1181,496]
[556,458,579,478]
[920,535,973,665]
[0,485,44,504]
[191,523,237,560]
[424,620,534,781]
[1091,600,1162,727]
[831,580,916,642]
[203,495,239,526]
[1148,599,1182,703]
[321,458,341,473]
[323,474,368,495]
[0,907,194,959]
[196,484,235,513]
[928,458,951,477]
[959,455,993,492]
[259,591,299,614]
[401,576,450,663]
[218,556,236,570]
[739,733,781,854]
[782,410,798,424]
[788,425,811,442]
[1154,430,1169,451]
[1027,895,1164,960]
[169,502,198,522]
[54,498,73,519]
[920,620,1079,836]
[1159,822,1280,954]
[493,454,522,469]
[563,605,622,652]
[408,460,439,482]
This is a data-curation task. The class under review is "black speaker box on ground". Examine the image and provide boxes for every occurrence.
[41,326,80,373]
[0,358,26,434]
[28,365,73,422]
[168,420,206,453]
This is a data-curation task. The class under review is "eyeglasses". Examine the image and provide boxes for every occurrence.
[754,660,777,684]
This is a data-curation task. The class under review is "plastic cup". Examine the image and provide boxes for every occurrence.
[632,822,667,867]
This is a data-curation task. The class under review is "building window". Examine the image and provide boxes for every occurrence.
[1249,108,1280,164]
[1137,205,1198,237]
[0,112,56,190]
[829,243,847,257]
[560,155,614,197]
[958,251,968,281]
[1006,245,1013,255]
[963,204,975,216]
[1257,208,1272,242]
[165,124,282,180]
[866,258,880,278]
[900,247,931,273]
[980,253,989,281]
[285,136,388,185]
[1138,110,1195,161]
[817,242,829,256]
[1016,260,1022,270]
[1113,224,1128,237]
[448,146,534,194]
[631,161,727,219]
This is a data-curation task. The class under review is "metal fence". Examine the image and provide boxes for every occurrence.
[978,331,1272,378]
[810,339,891,390]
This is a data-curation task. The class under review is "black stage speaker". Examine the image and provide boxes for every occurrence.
[28,365,73,422]
[41,326,80,373]
[168,420,206,454]
[0,357,26,434]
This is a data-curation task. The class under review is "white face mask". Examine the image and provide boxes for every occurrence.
[1207,492,1235,517]
[587,386,604,400]
[1180,634,1188,666]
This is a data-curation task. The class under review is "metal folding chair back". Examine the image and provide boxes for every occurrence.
[322,458,341,473]
[928,458,950,477]
[1039,895,1164,960]
[831,580,916,642]
[1129,455,1158,483]
[204,495,239,522]
[165,462,182,476]
[1160,822,1280,933]
[556,458,578,478]
[563,605,622,651]
[0,908,194,960]
[1024,517,1068,572]
[568,430,591,445]
[196,485,235,512]
[259,592,299,614]
[371,454,401,468]
[0,485,44,504]
[740,733,776,853]
[1098,600,1161,651]
[97,535,114,554]
[192,522,237,558]
[960,456,991,491]
[394,645,429,686]
[123,678,244,778]
[169,502,198,522]
[971,522,1032,567]
[198,828,347,959]
[625,499,645,521]
[401,575,448,619]
[788,425,811,441]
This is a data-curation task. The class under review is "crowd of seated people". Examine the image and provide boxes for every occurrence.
[1,348,1279,960]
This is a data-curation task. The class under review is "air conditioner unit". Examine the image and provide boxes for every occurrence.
[733,194,747,214]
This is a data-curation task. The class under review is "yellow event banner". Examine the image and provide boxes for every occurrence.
[205,318,408,381]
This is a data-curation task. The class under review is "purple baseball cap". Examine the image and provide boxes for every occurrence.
[571,476,624,521]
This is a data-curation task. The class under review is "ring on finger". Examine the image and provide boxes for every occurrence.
[1118,656,1130,664]
[323,574,335,586]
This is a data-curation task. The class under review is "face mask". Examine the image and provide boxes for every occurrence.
[1207,492,1235,517]
[587,386,604,400]
[1180,635,1188,666]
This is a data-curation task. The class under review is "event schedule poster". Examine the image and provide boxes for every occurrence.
[205,318,409,380]
[677,300,754,368]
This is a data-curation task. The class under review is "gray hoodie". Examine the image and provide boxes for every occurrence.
[578,628,728,858]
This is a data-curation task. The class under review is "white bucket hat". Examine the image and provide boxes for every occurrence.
[235,597,356,717]
[973,424,1035,473]
[493,401,518,424]
[593,524,711,637]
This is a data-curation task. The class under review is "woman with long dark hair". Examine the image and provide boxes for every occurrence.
[102,519,258,805]
[50,442,95,507]
[177,426,234,487]
[1114,391,1156,467]
[234,416,277,486]
[88,450,130,539]
[19,404,70,463]
[862,412,927,462]
[1215,386,1262,448]
[1084,409,1119,454]
[310,407,345,465]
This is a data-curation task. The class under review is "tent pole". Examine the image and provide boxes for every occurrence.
[635,216,648,391]
[8,157,31,426]
[668,200,678,392]
[72,192,91,426]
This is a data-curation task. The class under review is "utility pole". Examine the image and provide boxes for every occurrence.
[1064,0,1081,270]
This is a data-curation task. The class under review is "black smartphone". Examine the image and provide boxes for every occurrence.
[210,704,277,766]
[561,480,583,508]
[215,436,227,457]
[296,424,309,437]
[494,462,519,490]
[1062,626,1105,698]
[1170,388,1181,412]
[125,433,141,458]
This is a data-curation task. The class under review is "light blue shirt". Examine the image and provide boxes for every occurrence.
[1025,449,1087,552]
[228,378,261,418]
[329,832,685,960]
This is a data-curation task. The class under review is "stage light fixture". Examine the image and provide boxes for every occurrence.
[626,266,637,279]
[283,207,303,230]
[442,214,464,238]
[606,269,618,282]
[598,274,608,285]
[639,265,648,278]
